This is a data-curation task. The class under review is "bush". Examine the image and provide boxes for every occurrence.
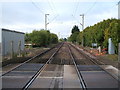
[25,29,58,47]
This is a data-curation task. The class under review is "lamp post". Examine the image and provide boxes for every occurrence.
[80,14,84,46]
[45,14,49,30]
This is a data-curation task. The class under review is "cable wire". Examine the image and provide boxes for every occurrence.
[49,14,59,24]
[73,0,80,17]
[31,1,45,15]
[84,0,97,15]
[48,0,55,14]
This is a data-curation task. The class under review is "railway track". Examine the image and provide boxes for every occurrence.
[2,42,62,76]
[68,43,119,89]
[2,42,64,89]
[70,43,105,65]
[27,42,81,89]
[2,42,119,89]
[67,44,87,90]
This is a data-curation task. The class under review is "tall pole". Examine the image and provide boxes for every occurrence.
[118,1,120,19]
[81,14,84,31]
[80,14,84,46]
[45,14,49,30]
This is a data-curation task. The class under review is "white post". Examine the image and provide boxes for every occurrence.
[108,38,115,54]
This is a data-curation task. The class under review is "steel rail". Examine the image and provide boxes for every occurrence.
[70,43,104,65]
[67,44,87,90]
[22,42,64,90]
[2,43,62,76]
[70,43,120,81]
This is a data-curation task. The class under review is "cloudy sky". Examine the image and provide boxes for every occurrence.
[1,0,119,38]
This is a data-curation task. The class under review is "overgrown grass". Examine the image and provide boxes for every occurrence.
[106,54,118,61]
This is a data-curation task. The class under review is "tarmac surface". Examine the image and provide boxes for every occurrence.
[2,64,119,89]
[29,64,82,88]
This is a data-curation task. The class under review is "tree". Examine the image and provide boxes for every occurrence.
[30,30,50,46]
[25,29,58,47]
[71,25,80,33]
[25,33,31,43]
[76,32,83,44]
[70,32,79,43]
[74,18,120,53]
[63,38,67,41]
[59,38,67,42]
[50,33,58,44]
[69,25,80,43]
[59,38,64,42]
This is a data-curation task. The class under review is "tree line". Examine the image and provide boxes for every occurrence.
[68,18,120,53]
[25,29,58,47]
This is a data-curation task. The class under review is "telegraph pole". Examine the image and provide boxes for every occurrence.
[45,14,49,30]
[80,14,84,46]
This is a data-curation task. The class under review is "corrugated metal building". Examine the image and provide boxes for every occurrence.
[0,29,1,57]
[1,29,25,57]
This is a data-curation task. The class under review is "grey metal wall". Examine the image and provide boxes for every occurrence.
[2,29,25,56]
[0,29,1,43]
[0,29,2,57]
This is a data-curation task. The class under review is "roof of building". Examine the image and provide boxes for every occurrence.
[2,28,25,34]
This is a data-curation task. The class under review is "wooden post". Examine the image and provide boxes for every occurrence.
[11,41,14,58]
[118,43,120,62]
[18,41,21,57]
